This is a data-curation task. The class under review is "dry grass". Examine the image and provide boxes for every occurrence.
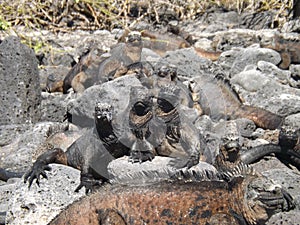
[0,0,293,32]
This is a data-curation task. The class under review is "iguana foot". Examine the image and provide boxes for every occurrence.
[75,173,103,194]
[24,148,67,188]
[24,162,52,188]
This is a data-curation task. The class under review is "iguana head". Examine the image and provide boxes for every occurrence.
[94,102,113,123]
[155,83,181,123]
[219,121,241,164]
[279,125,300,150]
[129,86,153,128]
[222,164,295,225]
[157,64,178,81]
[126,31,142,47]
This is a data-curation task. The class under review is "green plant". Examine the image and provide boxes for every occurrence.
[0,17,11,30]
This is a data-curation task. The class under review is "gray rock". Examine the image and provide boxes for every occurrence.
[219,45,281,76]
[194,38,215,51]
[283,113,300,128]
[67,75,142,127]
[267,210,300,225]
[0,178,19,222]
[5,164,84,225]
[0,124,30,147]
[257,61,291,83]
[231,69,270,92]
[0,36,41,125]
[141,48,161,63]
[40,92,69,122]
[159,48,212,78]
[231,69,300,116]
[289,64,300,88]
[0,122,69,172]
[41,51,75,68]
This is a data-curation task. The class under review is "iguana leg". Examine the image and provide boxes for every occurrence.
[24,148,67,187]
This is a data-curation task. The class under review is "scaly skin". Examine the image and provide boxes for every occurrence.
[63,48,106,93]
[24,103,130,193]
[62,31,142,93]
[189,74,283,130]
[49,172,293,225]
[240,126,300,168]
[154,83,201,168]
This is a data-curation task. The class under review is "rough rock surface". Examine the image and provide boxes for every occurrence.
[0,122,75,172]
[219,44,282,75]
[0,36,41,125]
[5,164,84,225]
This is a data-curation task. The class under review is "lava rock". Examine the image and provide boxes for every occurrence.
[0,122,69,172]
[289,64,300,88]
[266,210,300,225]
[40,92,69,122]
[219,44,281,76]
[5,164,84,225]
[0,36,41,125]
[231,69,300,116]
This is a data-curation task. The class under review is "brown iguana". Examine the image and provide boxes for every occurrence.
[260,33,300,69]
[62,31,142,93]
[49,164,294,225]
[189,73,283,130]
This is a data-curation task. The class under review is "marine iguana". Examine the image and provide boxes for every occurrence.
[62,31,142,93]
[96,31,142,83]
[153,83,202,168]
[240,125,300,169]
[24,102,130,193]
[260,33,300,69]
[124,85,156,163]
[49,163,294,225]
[188,73,283,130]
[151,64,194,108]
[62,48,106,93]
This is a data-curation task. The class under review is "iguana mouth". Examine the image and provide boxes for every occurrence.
[126,31,142,46]
[133,101,151,116]
[129,109,153,128]
[224,142,240,152]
